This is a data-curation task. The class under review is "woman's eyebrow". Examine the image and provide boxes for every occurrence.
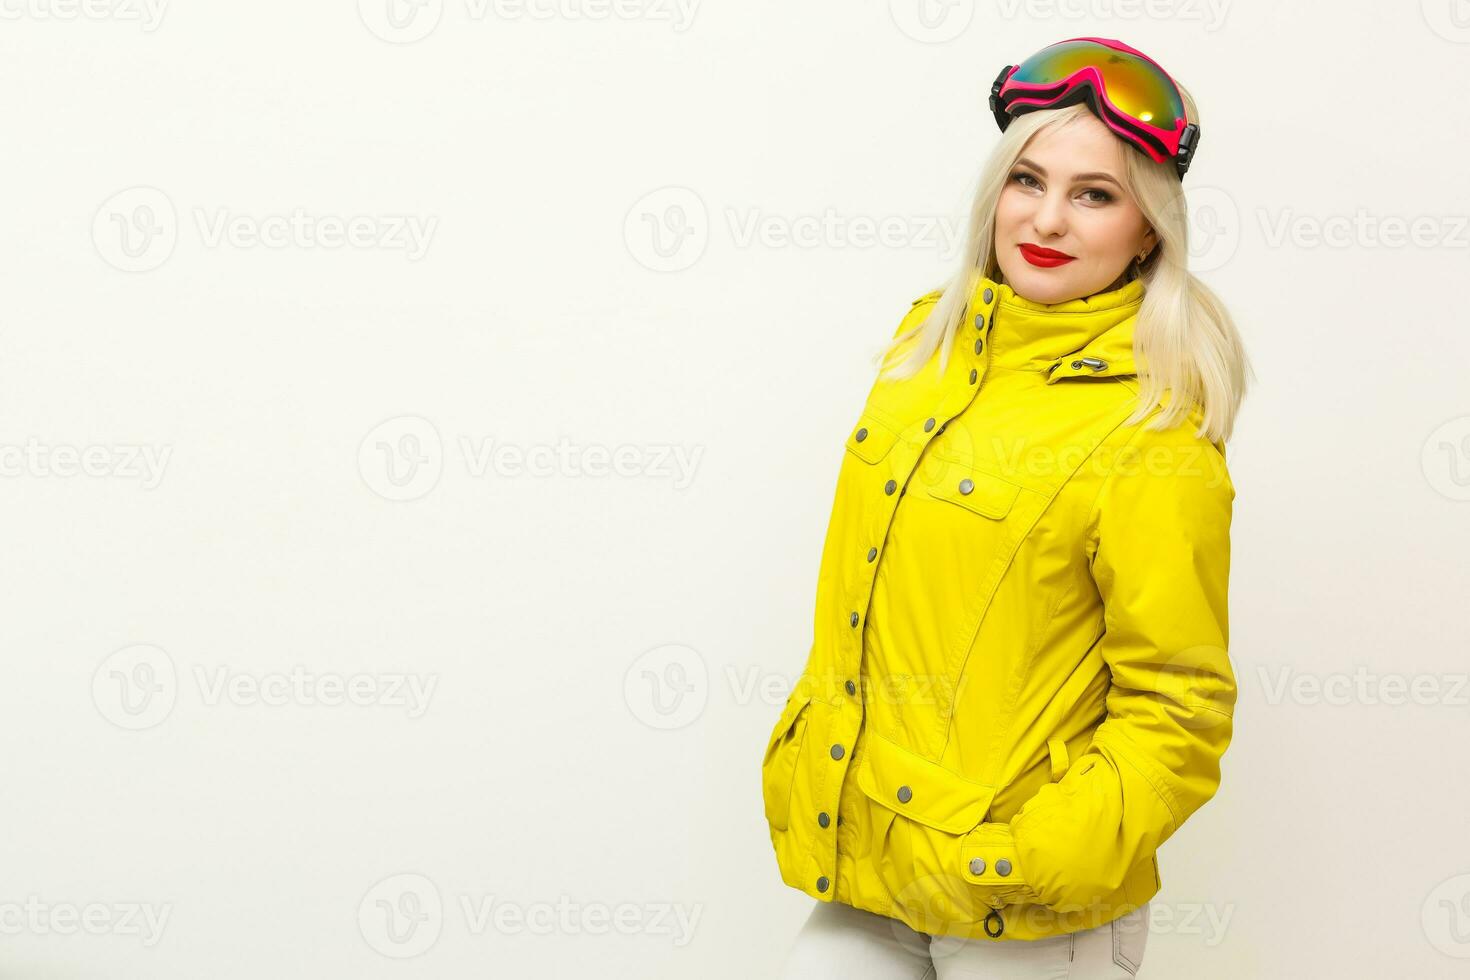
[1015,157,1123,188]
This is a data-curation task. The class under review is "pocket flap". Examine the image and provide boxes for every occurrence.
[764,691,812,762]
[846,415,902,464]
[855,731,996,835]
[930,468,1021,519]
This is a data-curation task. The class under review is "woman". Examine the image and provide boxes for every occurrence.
[760,38,1251,978]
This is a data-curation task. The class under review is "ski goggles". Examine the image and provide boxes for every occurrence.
[989,37,1200,179]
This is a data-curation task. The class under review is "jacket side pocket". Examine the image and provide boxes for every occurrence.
[761,692,812,832]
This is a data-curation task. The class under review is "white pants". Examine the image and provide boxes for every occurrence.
[779,900,1149,979]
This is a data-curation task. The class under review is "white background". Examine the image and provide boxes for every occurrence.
[2,1,1469,977]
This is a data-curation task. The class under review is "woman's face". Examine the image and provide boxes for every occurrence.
[994,112,1158,305]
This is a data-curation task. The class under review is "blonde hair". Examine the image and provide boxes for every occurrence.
[876,93,1251,444]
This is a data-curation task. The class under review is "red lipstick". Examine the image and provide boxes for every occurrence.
[1019,243,1076,268]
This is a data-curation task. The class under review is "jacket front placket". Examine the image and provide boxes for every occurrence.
[809,284,1002,900]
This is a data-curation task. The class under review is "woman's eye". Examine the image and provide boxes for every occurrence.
[1011,172,1040,189]
[1081,189,1114,204]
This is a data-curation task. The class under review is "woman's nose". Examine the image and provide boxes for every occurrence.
[1030,192,1069,238]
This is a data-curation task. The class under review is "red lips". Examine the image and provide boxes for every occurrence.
[1019,243,1076,268]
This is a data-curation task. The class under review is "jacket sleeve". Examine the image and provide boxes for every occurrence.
[1003,418,1238,911]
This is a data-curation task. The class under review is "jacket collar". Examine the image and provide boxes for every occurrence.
[970,274,1146,383]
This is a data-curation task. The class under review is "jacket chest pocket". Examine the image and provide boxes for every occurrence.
[845,413,902,465]
[927,466,1022,520]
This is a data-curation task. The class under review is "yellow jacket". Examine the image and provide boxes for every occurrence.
[760,273,1236,942]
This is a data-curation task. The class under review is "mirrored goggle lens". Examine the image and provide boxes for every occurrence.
[1009,39,1185,131]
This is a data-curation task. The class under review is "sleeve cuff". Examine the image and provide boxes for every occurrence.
[961,822,1042,907]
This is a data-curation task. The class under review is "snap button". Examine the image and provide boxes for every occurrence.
[855,427,868,441]
[849,611,859,627]
[959,478,974,495]
[830,744,845,760]
[974,338,983,354]
[969,858,985,875]
[996,859,1012,877]
[969,369,978,384]
[924,418,935,432]
[974,313,985,329]
[816,876,830,892]
[845,679,856,695]
[884,479,897,495]
[896,785,912,803]
[982,287,993,304]
[818,811,830,828]
[867,547,877,562]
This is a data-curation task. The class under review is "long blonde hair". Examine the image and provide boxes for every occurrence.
[877,95,1251,443]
